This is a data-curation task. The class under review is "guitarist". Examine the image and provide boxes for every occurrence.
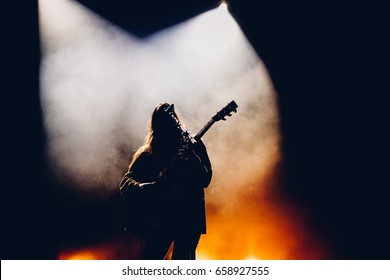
[119,102,212,260]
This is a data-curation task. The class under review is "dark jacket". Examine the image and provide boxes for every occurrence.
[120,140,212,238]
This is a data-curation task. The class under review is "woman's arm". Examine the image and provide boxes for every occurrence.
[119,153,159,196]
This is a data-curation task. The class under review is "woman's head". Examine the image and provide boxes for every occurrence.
[148,102,183,153]
[151,103,178,134]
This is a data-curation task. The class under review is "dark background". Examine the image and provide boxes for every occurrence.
[3,0,389,259]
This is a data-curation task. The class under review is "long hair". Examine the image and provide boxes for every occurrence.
[130,102,183,166]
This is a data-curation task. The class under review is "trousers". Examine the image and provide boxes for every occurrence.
[142,231,201,260]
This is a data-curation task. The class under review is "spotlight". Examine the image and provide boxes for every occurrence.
[219,0,228,11]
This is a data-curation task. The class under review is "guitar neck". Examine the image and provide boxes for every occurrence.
[195,118,216,140]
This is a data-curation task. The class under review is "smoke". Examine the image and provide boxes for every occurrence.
[39,0,277,195]
[39,0,327,259]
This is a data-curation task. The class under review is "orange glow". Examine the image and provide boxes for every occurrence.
[197,196,327,260]
[58,231,145,260]
[59,249,97,260]
[58,139,331,260]
[59,168,330,260]
[195,162,330,260]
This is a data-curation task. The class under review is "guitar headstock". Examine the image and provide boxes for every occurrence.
[212,100,238,121]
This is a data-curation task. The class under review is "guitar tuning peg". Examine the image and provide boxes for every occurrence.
[222,117,226,121]
[227,113,232,116]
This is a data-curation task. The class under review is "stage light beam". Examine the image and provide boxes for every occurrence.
[219,1,228,11]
